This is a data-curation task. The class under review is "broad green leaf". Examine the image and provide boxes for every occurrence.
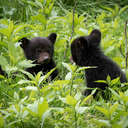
[53,80,70,86]
[32,14,47,25]
[66,95,77,106]
[38,99,49,118]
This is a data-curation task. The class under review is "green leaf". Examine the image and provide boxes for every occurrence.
[18,60,36,68]
[94,119,111,127]
[110,103,118,115]
[109,88,120,99]
[119,5,128,15]
[19,69,35,80]
[13,24,32,35]
[95,106,109,118]
[80,95,93,106]
[75,106,88,114]
[77,66,97,72]
[66,95,77,106]
[14,92,19,100]
[20,86,38,92]
[38,99,49,118]
[65,72,72,80]
[95,80,107,84]
[38,68,56,84]
[106,75,111,85]
[32,14,47,25]
[111,77,120,86]
[0,115,4,127]
[62,62,77,72]
[18,80,35,85]
[35,71,42,85]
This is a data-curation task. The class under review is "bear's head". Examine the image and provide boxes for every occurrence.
[19,33,57,64]
[71,29,101,66]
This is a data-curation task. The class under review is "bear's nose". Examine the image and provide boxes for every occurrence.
[38,52,50,64]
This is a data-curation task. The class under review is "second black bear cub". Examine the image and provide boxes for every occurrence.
[20,33,58,80]
[71,29,127,96]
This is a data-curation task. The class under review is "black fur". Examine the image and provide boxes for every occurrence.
[71,29,127,96]
[0,66,5,76]
[19,33,58,80]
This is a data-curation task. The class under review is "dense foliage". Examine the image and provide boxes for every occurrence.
[0,0,128,127]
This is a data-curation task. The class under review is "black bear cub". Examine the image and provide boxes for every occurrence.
[71,29,127,97]
[19,33,58,80]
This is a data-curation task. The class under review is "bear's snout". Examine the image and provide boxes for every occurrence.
[37,52,50,64]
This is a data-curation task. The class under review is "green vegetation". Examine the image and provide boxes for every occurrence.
[0,0,128,127]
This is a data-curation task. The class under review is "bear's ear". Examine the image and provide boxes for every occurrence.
[48,33,57,44]
[89,29,101,46]
[19,37,30,49]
